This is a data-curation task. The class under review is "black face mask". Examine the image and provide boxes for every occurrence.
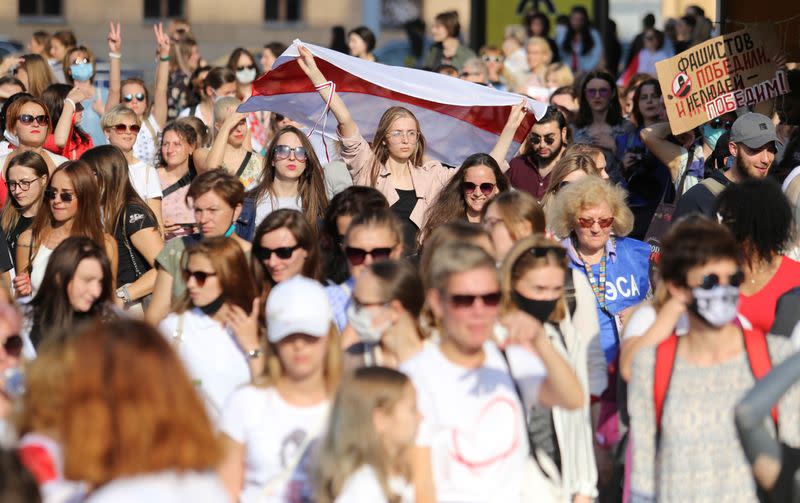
[198,295,225,316]
[512,291,558,323]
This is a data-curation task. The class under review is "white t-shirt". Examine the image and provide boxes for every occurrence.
[133,114,161,168]
[178,104,212,128]
[400,342,547,503]
[129,159,163,201]
[220,385,329,503]
[85,470,228,502]
[159,308,251,424]
[334,465,414,503]
[255,194,303,229]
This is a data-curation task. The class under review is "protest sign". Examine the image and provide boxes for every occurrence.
[655,28,790,134]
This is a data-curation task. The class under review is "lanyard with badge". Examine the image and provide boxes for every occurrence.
[578,240,624,337]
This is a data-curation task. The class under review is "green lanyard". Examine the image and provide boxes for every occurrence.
[581,251,608,312]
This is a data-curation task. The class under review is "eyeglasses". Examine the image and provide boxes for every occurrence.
[576,216,614,229]
[530,134,556,146]
[482,55,503,63]
[7,176,43,192]
[709,117,734,130]
[446,291,502,309]
[18,114,49,126]
[122,93,145,103]
[111,124,141,134]
[274,145,307,162]
[525,246,567,259]
[696,271,745,290]
[386,130,419,142]
[463,181,495,196]
[3,334,22,358]
[254,244,301,261]
[344,246,394,266]
[44,188,75,203]
[183,269,217,287]
[585,88,612,98]
[237,64,256,71]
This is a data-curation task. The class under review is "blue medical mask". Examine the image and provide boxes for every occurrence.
[702,125,725,150]
[69,63,93,82]
[224,223,236,237]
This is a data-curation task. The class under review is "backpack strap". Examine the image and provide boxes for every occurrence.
[700,177,726,197]
[654,334,679,438]
[743,327,778,428]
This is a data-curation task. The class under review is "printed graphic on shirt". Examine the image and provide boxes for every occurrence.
[448,395,522,470]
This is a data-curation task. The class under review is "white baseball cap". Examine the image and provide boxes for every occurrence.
[266,276,333,343]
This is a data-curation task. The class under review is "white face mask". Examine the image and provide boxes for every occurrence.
[236,68,257,85]
[347,304,391,345]
[689,285,740,327]
[3,130,19,147]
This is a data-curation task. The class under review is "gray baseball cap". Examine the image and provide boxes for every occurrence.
[729,112,779,149]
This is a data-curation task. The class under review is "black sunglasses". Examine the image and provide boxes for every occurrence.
[696,271,744,290]
[530,134,556,145]
[526,245,567,259]
[447,292,502,308]
[3,335,22,358]
[18,114,49,126]
[183,269,217,287]
[254,244,301,261]
[44,188,74,203]
[344,246,393,266]
[463,182,495,196]
[122,93,146,103]
[709,117,734,130]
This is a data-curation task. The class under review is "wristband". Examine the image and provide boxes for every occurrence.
[64,98,76,109]
[109,52,121,59]
[159,55,171,62]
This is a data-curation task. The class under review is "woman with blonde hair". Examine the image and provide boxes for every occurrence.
[313,366,419,503]
[13,54,56,99]
[218,275,341,503]
[544,63,575,89]
[516,36,552,93]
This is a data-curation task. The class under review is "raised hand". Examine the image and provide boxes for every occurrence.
[296,44,325,85]
[223,298,261,351]
[504,99,528,132]
[154,22,171,59]
[107,21,122,54]
[498,310,545,354]
[67,84,92,104]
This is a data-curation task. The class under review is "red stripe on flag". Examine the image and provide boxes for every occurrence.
[253,59,537,145]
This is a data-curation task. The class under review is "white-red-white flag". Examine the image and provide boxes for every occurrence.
[239,40,549,167]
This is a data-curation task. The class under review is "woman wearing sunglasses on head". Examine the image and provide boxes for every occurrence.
[103,23,171,168]
[102,105,164,232]
[218,275,341,503]
[500,235,599,502]
[82,145,164,315]
[14,161,117,299]
[41,83,93,161]
[193,96,264,190]
[1,151,48,264]
[626,218,800,503]
[158,237,261,423]
[419,153,510,246]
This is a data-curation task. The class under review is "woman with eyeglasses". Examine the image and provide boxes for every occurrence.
[1,151,48,263]
[419,153,510,246]
[626,218,800,503]
[194,96,264,190]
[61,45,105,147]
[244,125,328,233]
[40,83,93,161]
[103,23,171,168]
[251,208,320,304]
[82,145,164,315]
[14,161,117,299]
[326,208,404,333]
[401,241,583,503]
[218,275,341,503]
[225,47,269,154]
[147,169,250,325]
[156,121,198,240]
[0,96,68,182]
[501,235,598,502]
[158,236,261,423]
[101,105,164,232]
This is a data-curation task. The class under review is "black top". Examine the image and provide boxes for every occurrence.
[115,203,158,286]
[672,169,731,220]
[6,215,32,267]
[391,189,419,255]
[0,232,13,274]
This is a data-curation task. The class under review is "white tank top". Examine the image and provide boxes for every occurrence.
[29,245,53,297]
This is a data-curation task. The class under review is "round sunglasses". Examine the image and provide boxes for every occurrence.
[122,93,146,103]
[695,271,745,290]
[183,269,217,287]
[463,182,495,197]
[274,145,307,162]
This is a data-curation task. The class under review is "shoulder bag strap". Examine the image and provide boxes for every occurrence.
[743,327,779,428]
[236,151,252,179]
[674,147,694,200]
[654,334,679,442]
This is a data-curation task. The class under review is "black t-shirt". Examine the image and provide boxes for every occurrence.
[115,203,157,286]
[0,231,13,274]
[6,215,32,267]
[672,170,732,220]
[391,189,419,255]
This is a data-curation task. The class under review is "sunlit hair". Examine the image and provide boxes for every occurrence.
[368,107,426,187]
[548,175,633,238]
[480,190,546,240]
[314,367,413,503]
[101,103,141,130]
[119,77,152,117]
[544,63,574,88]
[17,334,68,436]
[500,234,568,323]
[526,37,553,68]
[428,242,497,294]
[58,319,221,486]
[420,153,509,245]
[4,95,50,137]
[344,208,404,252]
[251,209,320,299]
[252,126,329,233]
[1,151,48,237]
[542,152,599,208]
[211,96,241,138]
[186,168,244,210]
[17,54,56,98]
[178,236,258,314]
[62,45,96,85]
[419,221,493,290]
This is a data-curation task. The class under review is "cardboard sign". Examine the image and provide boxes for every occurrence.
[656,28,790,134]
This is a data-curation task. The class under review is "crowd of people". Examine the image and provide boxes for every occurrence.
[0,3,799,503]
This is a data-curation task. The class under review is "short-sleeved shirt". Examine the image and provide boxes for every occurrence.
[129,160,163,201]
[506,155,551,200]
[155,235,196,301]
[115,203,157,286]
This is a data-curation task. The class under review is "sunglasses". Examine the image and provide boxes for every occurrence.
[577,216,614,229]
[447,291,502,308]
[254,244,301,261]
[18,114,49,126]
[111,124,141,134]
[463,181,495,196]
[526,246,567,259]
[237,64,257,71]
[344,246,393,266]
[122,93,146,103]
[182,269,217,287]
[7,176,43,192]
[696,271,745,290]
[274,145,307,162]
[585,88,612,98]
[709,118,734,130]
[530,134,556,146]
[44,188,75,203]
[3,334,22,358]
[482,55,503,63]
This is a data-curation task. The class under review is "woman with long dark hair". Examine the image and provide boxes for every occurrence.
[556,6,603,73]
